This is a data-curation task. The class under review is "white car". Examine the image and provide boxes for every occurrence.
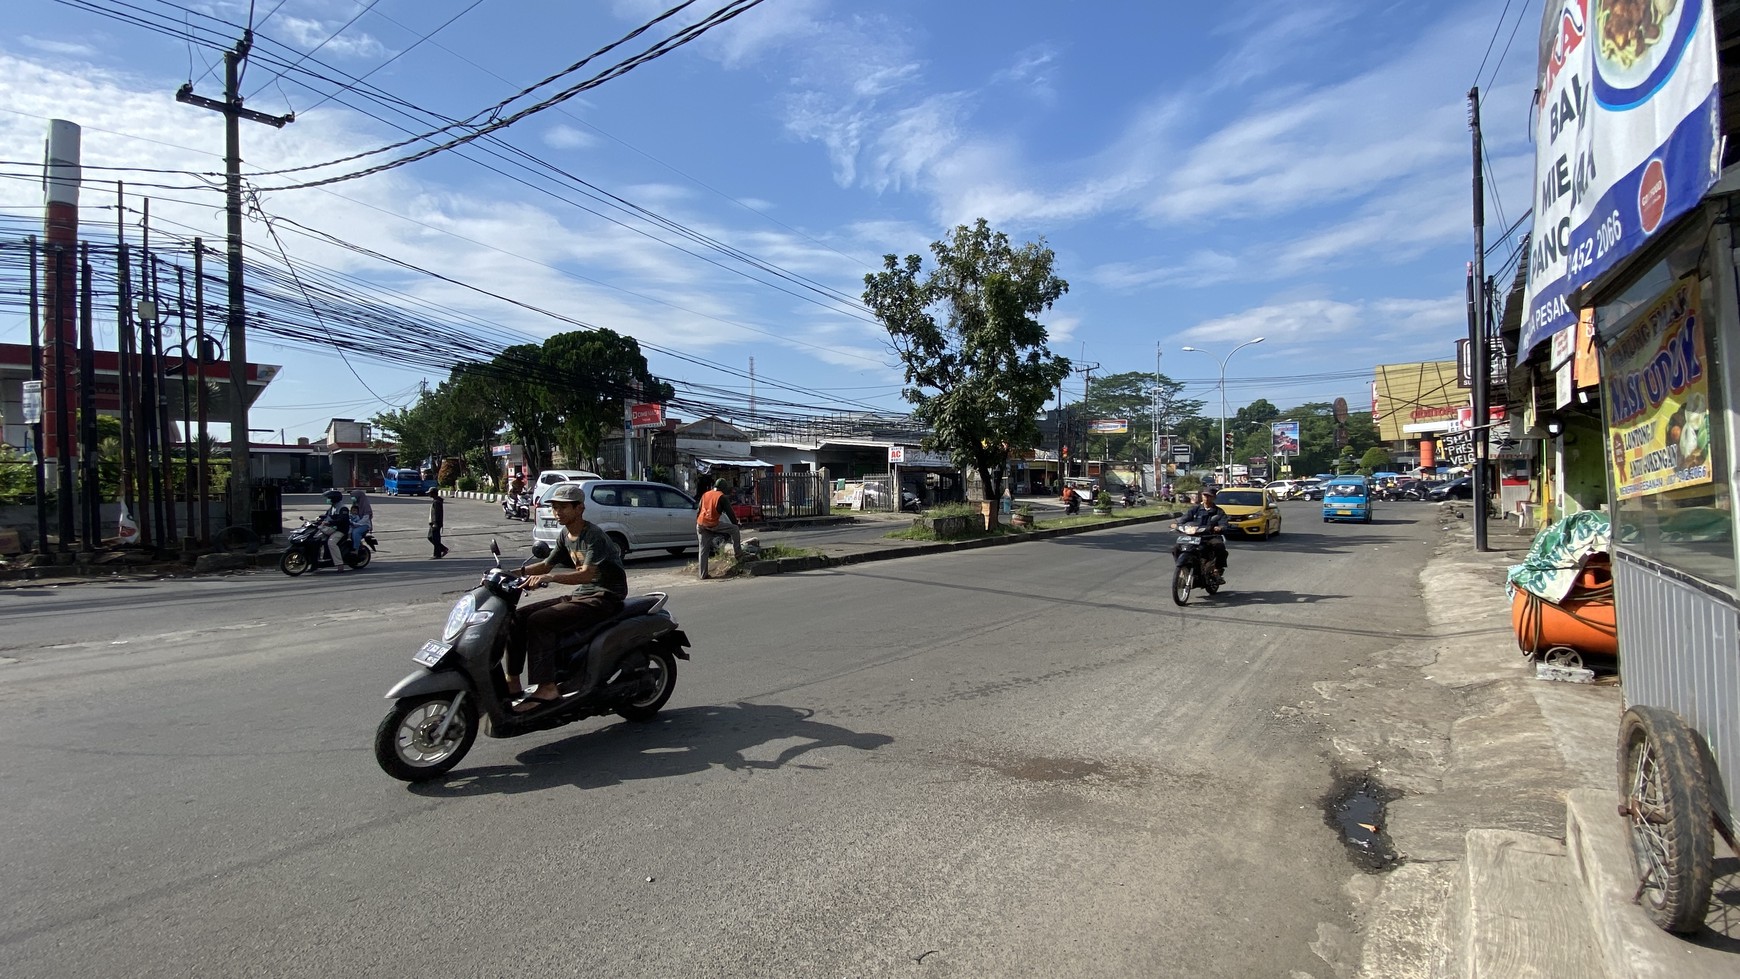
[530,468,603,506]
[531,479,699,557]
[1264,479,1299,500]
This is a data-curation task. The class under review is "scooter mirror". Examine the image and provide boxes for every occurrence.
[531,541,552,560]
[490,540,502,568]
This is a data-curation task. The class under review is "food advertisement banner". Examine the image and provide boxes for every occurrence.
[1518,0,1720,359]
[1271,421,1300,456]
[1602,278,1713,499]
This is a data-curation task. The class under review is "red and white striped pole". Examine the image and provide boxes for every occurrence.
[43,119,80,466]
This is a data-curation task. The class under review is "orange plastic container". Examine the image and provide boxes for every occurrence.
[1510,587,1618,656]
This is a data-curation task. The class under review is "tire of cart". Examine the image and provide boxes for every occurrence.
[1616,705,1717,933]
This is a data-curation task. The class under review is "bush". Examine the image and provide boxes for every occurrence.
[438,457,466,488]
[455,474,479,492]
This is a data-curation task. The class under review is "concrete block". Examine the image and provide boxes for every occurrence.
[1460,829,1604,978]
[1566,787,1736,979]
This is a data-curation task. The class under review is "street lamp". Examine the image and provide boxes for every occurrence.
[1182,337,1265,481]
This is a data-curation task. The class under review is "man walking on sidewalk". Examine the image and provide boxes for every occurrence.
[427,486,450,559]
[695,475,743,579]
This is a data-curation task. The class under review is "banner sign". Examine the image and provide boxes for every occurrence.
[1439,430,1476,467]
[1089,418,1128,434]
[1270,421,1300,455]
[1602,278,1713,499]
[629,402,664,428]
[1518,0,1721,359]
[21,380,42,424]
[888,445,954,467]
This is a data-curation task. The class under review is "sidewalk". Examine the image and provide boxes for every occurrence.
[1352,505,1738,978]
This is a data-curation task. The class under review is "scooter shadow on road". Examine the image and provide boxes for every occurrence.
[406,702,894,797]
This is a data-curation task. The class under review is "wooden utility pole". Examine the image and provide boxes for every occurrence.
[177,31,292,532]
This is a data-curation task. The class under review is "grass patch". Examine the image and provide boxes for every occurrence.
[751,544,822,560]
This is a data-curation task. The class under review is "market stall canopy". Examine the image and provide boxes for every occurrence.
[695,455,774,469]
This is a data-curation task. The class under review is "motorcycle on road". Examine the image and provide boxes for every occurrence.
[501,492,531,521]
[1170,521,1226,606]
[373,542,691,782]
[279,519,377,576]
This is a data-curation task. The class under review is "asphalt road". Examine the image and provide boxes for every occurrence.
[0,499,1442,978]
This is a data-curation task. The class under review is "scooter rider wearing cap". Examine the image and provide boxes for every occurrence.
[503,482,628,711]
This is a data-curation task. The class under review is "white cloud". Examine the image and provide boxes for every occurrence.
[19,36,101,58]
[1177,293,1464,362]
[272,16,389,61]
[543,124,596,150]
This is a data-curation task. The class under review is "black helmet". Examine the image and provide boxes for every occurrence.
[324,489,344,504]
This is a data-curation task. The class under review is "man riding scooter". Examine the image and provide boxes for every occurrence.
[1175,488,1231,583]
[320,489,354,573]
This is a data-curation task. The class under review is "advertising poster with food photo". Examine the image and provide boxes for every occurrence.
[1602,278,1714,499]
[1518,0,1721,360]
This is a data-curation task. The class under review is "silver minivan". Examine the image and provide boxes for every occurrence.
[530,480,698,557]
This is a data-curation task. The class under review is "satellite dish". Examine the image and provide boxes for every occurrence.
[1333,397,1349,422]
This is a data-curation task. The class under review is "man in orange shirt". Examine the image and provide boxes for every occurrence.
[695,475,744,579]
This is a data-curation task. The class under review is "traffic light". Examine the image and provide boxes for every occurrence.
[1223,432,1235,452]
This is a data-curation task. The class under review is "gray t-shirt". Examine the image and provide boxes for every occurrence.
[553,523,627,598]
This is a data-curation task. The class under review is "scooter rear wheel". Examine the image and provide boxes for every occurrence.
[375,692,477,782]
[1171,566,1192,606]
[280,550,310,576]
[347,547,372,570]
[616,648,678,722]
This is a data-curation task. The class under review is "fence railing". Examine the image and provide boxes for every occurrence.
[746,472,832,519]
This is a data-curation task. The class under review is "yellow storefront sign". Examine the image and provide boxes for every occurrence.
[1602,279,1714,500]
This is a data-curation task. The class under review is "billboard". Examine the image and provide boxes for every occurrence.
[1518,0,1721,359]
[1270,421,1300,456]
[630,402,664,428]
[1372,361,1462,441]
[1089,418,1129,434]
[1601,277,1714,499]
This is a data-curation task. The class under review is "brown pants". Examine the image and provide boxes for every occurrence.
[507,592,625,686]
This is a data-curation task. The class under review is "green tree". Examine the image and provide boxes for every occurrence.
[1358,446,1393,474]
[864,219,1072,506]
[541,329,673,468]
[374,378,500,474]
[1070,371,1205,463]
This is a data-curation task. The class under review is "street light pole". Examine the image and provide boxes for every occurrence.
[1182,337,1265,482]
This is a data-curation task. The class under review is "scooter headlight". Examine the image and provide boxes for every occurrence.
[443,594,476,642]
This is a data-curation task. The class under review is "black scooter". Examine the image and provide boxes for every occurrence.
[279,518,377,575]
[373,542,691,782]
[501,492,530,521]
[1170,521,1226,606]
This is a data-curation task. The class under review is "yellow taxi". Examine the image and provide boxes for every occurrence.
[1212,487,1282,539]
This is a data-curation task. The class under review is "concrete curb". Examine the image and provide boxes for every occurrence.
[735,510,1182,577]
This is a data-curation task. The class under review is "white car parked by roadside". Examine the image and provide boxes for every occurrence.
[531,479,699,557]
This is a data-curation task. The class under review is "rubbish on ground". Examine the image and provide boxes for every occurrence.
[1534,662,1596,683]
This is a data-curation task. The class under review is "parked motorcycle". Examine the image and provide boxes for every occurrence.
[373,542,691,782]
[279,518,377,576]
[1169,521,1226,606]
[501,492,530,521]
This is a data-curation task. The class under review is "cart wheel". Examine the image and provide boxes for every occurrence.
[1617,705,1715,933]
[1541,646,1583,670]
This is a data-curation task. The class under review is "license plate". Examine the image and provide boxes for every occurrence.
[413,640,452,667]
[1336,509,1352,515]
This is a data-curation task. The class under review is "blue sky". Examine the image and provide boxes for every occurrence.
[0,0,1539,442]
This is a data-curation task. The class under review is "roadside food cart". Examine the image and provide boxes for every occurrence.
[1518,0,1738,935]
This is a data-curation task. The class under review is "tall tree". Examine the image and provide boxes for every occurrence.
[1070,371,1206,463]
[541,330,672,468]
[863,219,1072,507]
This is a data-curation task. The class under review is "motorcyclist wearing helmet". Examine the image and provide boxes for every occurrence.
[1172,487,1231,583]
[320,489,353,572]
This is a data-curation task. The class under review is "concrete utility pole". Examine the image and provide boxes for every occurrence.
[177,31,293,531]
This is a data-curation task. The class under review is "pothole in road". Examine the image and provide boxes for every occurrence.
[1323,772,1401,872]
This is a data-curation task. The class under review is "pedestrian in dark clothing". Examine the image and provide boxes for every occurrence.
[427,487,449,558]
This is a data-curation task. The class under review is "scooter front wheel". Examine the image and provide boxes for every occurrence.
[280,550,310,576]
[1171,566,1193,606]
[375,692,477,782]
